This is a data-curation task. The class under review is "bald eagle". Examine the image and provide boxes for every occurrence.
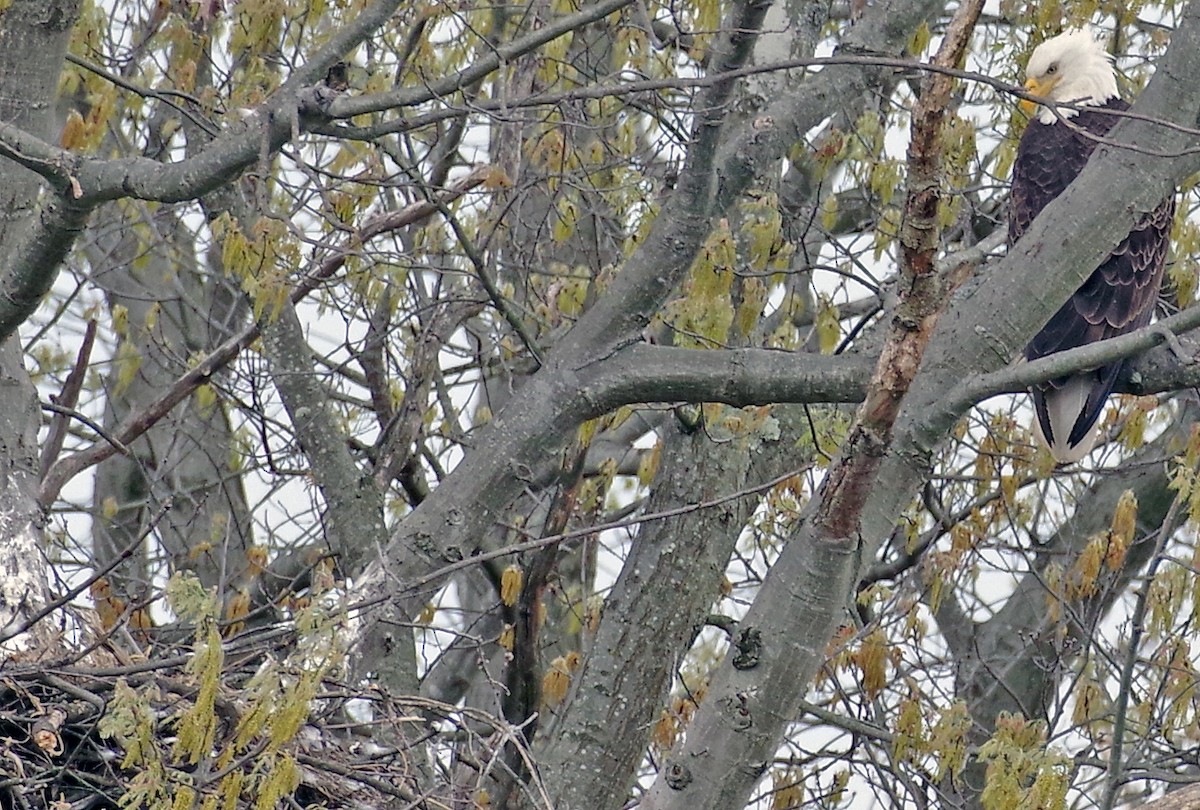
[1011,29,1174,463]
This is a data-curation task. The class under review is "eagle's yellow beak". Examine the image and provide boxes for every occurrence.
[1020,75,1060,116]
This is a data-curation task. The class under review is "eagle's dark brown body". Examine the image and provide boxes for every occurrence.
[1010,97,1175,460]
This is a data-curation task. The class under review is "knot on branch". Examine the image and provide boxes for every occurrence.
[724,691,754,731]
[664,761,693,790]
[731,626,763,670]
[297,85,342,120]
[298,64,351,122]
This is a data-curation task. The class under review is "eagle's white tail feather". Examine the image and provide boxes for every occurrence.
[1035,376,1101,464]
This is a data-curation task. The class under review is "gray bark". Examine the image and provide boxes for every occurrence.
[87,202,251,606]
[0,0,418,342]
[539,415,789,810]
[349,0,779,682]
[354,0,948,648]
[641,7,1200,810]
[0,0,82,652]
[4,2,1200,807]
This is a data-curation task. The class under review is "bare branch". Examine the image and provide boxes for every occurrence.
[637,3,983,806]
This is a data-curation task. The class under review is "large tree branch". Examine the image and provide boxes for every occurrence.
[347,0,786,683]
[639,4,983,805]
[638,8,1200,810]
[0,0,635,205]
[0,0,413,339]
[960,305,1200,402]
[538,422,785,810]
[565,304,1200,409]
[38,266,1200,514]
[0,191,91,342]
[0,0,637,342]
[530,0,846,768]
[0,0,82,657]
[37,167,492,507]
[350,0,953,673]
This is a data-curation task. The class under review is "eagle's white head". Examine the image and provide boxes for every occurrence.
[1022,29,1119,124]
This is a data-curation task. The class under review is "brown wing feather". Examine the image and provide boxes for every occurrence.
[1010,98,1174,454]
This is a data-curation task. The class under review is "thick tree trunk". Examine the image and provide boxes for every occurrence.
[0,0,82,653]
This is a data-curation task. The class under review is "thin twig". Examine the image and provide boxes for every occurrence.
[64,52,218,136]
[39,402,129,459]
[0,501,173,645]
[438,199,547,368]
[1101,490,1188,810]
[38,319,98,478]
[358,465,812,609]
[37,167,493,507]
[327,54,1200,159]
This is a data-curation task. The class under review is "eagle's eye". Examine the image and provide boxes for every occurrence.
[1046,63,1059,74]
